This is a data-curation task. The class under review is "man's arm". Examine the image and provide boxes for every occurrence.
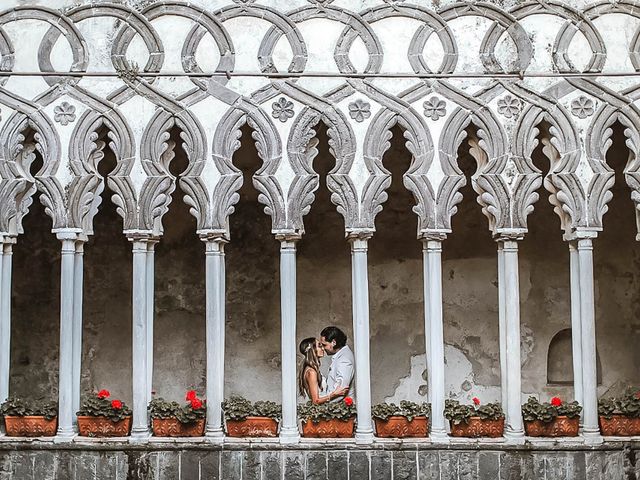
[334,356,354,394]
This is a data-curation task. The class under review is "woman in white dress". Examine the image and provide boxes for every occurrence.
[298,337,348,404]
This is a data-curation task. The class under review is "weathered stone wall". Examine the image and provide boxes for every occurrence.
[0,440,636,480]
[8,124,640,407]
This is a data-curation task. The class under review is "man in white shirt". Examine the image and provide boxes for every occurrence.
[320,326,355,400]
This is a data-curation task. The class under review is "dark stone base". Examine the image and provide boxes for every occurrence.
[0,439,638,479]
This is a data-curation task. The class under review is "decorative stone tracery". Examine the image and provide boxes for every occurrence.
[0,0,638,445]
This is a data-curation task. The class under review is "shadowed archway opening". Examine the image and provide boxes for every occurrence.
[10,127,61,400]
[442,124,500,403]
[225,124,281,402]
[153,125,205,402]
[595,120,640,395]
[520,120,573,400]
[83,124,132,403]
[369,124,424,404]
[297,122,352,393]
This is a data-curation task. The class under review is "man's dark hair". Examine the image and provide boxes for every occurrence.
[321,326,347,349]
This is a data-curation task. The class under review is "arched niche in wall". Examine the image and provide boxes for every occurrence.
[547,329,602,385]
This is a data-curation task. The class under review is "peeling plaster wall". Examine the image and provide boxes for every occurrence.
[8,127,640,406]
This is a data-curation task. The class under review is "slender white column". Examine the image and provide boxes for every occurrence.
[204,236,226,441]
[0,240,12,433]
[72,240,84,429]
[423,238,448,442]
[577,237,601,442]
[568,241,583,408]
[350,235,374,444]
[56,231,78,441]
[279,237,300,444]
[500,239,524,441]
[145,241,156,409]
[497,243,507,409]
[130,238,149,440]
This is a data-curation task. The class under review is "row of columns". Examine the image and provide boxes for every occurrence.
[0,227,602,443]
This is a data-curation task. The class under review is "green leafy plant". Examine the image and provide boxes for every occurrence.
[598,391,640,419]
[149,391,206,425]
[298,397,356,423]
[222,396,281,422]
[444,398,504,425]
[371,401,431,421]
[521,397,581,423]
[1,397,57,420]
[77,390,131,422]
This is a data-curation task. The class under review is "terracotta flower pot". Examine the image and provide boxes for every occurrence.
[152,418,205,437]
[374,416,428,438]
[599,415,640,436]
[524,416,579,437]
[449,417,504,438]
[226,417,278,437]
[77,416,131,437]
[301,417,355,438]
[4,416,57,437]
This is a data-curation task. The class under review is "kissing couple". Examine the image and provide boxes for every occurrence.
[298,326,354,404]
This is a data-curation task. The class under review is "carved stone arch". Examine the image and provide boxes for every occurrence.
[207,103,286,235]
[435,86,509,234]
[244,104,287,233]
[360,102,437,236]
[515,101,584,234]
[0,109,65,229]
[440,2,533,74]
[138,106,206,236]
[66,106,137,236]
[615,106,640,236]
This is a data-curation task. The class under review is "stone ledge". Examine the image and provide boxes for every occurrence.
[0,437,637,452]
[0,441,637,480]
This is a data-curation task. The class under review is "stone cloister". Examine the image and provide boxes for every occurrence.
[0,0,640,478]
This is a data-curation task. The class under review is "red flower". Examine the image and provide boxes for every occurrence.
[636,391,640,400]
[97,389,110,399]
[472,397,480,406]
[111,399,123,410]
[186,390,197,401]
[190,398,203,410]
[551,397,562,407]
[344,397,354,406]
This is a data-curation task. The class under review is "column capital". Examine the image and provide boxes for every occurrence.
[199,232,229,244]
[124,230,159,242]
[275,232,301,243]
[563,229,598,242]
[419,230,447,242]
[55,228,82,242]
[494,229,525,242]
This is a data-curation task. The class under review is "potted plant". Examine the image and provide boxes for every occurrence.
[599,391,640,436]
[1,397,57,437]
[521,396,581,437]
[298,397,356,438]
[77,390,132,437]
[222,396,280,437]
[444,397,504,438]
[149,390,206,437]
[372,400,430,438]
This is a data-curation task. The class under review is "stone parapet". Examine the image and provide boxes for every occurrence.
[0,440,637,479]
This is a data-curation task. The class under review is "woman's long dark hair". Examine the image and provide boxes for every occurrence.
[298,337,322,396]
